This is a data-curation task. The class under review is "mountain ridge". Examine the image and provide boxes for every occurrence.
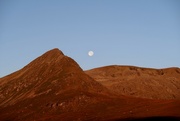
[0,48,180,121]
[85,65,180,99]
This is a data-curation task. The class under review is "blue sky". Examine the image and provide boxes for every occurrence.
[0,0,180,77]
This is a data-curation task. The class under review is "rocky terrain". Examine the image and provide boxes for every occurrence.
[0,48,180,121]
[86,65,180,99]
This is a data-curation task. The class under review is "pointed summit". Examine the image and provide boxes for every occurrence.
[43,48,64,57]
[34,48,64,62]
[22,48,66,69]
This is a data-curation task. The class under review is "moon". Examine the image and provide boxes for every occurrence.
[88,51,94,56]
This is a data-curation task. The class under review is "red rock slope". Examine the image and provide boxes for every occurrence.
[0,49,180,121]
[85,65,180,99]
[0,48,112,120]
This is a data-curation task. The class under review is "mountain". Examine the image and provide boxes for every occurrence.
[0,49,180,121]
[85,65,180,99]
[0,48,112,120]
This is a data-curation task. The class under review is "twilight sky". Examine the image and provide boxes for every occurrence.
[0,0,180,77]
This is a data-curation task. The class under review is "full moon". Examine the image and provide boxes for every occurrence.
[88,51,94,56]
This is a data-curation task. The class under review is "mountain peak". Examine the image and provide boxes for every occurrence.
[43,48,64,57]
[0,48,110,108]
[31,48,65,64]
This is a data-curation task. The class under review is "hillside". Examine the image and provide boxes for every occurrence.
[0,48,112,120]
[85,65,180,99]
[0,49,180,121]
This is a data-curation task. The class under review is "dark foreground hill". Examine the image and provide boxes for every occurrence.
[85,65,180,99]
[0,48,180,121]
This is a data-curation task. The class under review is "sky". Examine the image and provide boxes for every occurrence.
[0,0,180,77]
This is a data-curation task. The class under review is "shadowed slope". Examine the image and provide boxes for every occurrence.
[85,65,180,99]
